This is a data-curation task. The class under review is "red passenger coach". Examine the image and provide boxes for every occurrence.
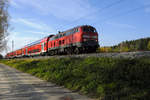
[39,35,54,55]
[22,34,54,57]
[22,46,28,57]
[5,25,99,58]
[25,39,43,56]
[16,49,22,57]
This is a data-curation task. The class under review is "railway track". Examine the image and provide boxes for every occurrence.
[10,51,150,60]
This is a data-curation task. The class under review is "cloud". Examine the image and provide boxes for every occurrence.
[145,7,150,13]
[10,0,20,8]
[7,31,40,52]
[18,19,47,30]
[136,0,150,13]
[7,18,57,54]
[143,0,150,13]
[143,0,150,5]
[3,31,41,55]
[25,30,51,35]
[106,21,136,29]
[11,18,56,33]
[11,0,96,21]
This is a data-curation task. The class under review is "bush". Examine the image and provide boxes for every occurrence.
[1,57,150,100]
[0,54,3,59]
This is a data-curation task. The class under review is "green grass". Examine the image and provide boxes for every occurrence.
[1,57,150,100]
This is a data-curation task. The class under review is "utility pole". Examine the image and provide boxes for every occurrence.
[12,40,14,52]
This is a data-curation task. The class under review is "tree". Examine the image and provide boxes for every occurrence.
[0,54,3,59]
[147,41,150,51]
[0,0,9,52]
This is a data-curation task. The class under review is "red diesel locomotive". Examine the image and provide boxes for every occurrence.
[5,25,99,58]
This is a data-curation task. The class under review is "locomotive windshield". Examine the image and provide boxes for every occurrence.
[83,27,96,33]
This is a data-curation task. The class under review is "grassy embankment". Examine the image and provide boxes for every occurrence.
[0,57,150,100]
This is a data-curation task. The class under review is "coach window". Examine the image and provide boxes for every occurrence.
[55,36,58,39]
[76,28,79,32]
[66,32,68,36]
[62,40,64,44]
[72,29,76,34]
[71,30,74,34]
[57,35,59,38]
[63,33,66,36]
[50,37,54,41]
[70,30,72,34]
[60,34,63,38]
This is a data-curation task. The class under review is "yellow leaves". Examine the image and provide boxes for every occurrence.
[147,41,150,50]
[98,47,112,53]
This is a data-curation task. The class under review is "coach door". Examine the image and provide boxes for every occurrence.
[41,43,44,52]
[26,48,28,55]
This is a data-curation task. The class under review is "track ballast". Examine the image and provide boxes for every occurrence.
[13,51,150,60]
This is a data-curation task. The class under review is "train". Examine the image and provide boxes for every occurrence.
[5,25,99,58]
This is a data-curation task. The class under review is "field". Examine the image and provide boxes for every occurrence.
[1,57,150,100]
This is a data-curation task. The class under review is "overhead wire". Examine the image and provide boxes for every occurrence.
[93,3,150,24]
[57,0,127,31]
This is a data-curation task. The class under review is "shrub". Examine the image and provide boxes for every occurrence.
[0,57,150,100]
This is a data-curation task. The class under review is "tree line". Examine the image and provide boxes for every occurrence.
[99,37,150,52]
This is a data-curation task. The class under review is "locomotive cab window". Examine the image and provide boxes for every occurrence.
[83,27,96,33]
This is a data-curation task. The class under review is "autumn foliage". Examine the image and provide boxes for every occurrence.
[98,37,150,53]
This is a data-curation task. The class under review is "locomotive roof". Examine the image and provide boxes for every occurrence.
[61,25,94,33]
[49,25,95,41]
[55,25,94,36]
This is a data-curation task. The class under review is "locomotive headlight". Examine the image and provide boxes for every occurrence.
[83,39,87,41]
[83,35,90,38]
[92,36,97,39]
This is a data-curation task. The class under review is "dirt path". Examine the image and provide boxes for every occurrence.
[0,64,94,100]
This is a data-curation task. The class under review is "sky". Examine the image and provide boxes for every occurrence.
[4,0,150,54]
